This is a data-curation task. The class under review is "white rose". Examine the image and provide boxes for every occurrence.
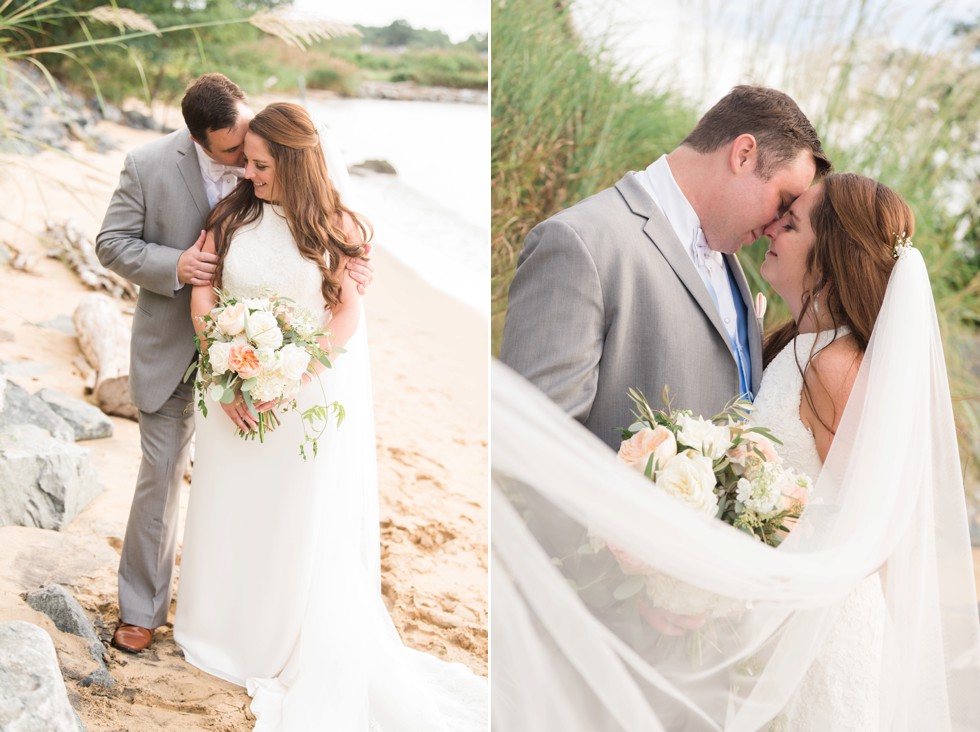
[655,450,718,516]
[249,310,283,349]
[676,414,731,460]
[279,343,312,381]
[207,341,232,375]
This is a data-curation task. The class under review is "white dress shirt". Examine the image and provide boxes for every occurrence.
[194,142,246,208]
[632,155,739,343]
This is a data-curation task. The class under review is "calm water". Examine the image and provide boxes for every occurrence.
[307,97,489,315]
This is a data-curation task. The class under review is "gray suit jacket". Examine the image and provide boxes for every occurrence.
[501,173,763,449]
[96,129,211,414]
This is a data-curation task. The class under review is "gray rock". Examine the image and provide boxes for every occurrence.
[0,621,82,732]
[24,585,101,648]
[0,379,74,442]
[350,158,398,175]
[39,315,76,337]
[36,389,113,441]
[0,360,51,378]
[25,585,112,690]
[0,424,103,530]
[79,667,114,690]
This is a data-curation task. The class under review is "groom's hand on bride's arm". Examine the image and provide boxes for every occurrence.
[178,230,218,287]
[637,599,708,637]
[345,240,373,295]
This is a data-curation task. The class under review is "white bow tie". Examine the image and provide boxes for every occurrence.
[204,159,245,182]
[693,230,723,271]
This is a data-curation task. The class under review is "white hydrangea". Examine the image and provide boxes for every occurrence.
[250,368,287,403]
[735,462,783,514]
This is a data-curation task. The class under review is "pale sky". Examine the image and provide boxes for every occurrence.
[572,0,979,109]
[295,0,488,43]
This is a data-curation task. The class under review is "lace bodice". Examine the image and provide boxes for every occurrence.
[222,203,328,322]
[750,328,849,479]
[753,327,885,731]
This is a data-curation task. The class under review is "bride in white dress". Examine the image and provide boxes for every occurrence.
[491,174,980,730]
[174,102,486,731]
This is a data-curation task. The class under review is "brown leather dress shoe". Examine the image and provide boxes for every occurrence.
[111,623,153,653]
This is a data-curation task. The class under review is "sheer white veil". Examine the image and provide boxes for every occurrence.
[492,248,980,730]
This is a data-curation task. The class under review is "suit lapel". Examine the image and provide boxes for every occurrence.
[176,130,211,221]
[615,175,733,354]
[725,253,764,393]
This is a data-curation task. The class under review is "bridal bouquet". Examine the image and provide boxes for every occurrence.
[186,290,344,460]
[587,388,813,617]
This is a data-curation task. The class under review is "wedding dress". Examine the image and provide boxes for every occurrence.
[491,249,980,731]
[174,204,487,731]
[751,328,885,730]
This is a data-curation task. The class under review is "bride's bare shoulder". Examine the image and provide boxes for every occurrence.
[801,334,862,459]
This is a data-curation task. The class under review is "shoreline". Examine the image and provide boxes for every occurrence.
[0,119,487,730]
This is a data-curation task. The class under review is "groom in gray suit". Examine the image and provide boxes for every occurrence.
[97,74,371,652]
[502,86,830,451]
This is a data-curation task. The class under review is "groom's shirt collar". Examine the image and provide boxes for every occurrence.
[632,154,702,258]
[633,155,740,345]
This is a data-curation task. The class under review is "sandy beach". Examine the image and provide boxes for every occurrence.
[0,120,487,730]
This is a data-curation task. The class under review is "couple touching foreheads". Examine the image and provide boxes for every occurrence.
[496,85,980,729]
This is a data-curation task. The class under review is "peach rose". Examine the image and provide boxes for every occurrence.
[607,540,655,575]
[776,472,813,539]
[617,426,677,472]
[227,344,262,379]
[217,302,246,336]
[729,430,781,469]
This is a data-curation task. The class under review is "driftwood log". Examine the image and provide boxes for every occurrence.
[72,293,137,421]
[44,220,137,300]
[0,239,40,273]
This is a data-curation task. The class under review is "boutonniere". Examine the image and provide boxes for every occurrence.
[754,292,767,320]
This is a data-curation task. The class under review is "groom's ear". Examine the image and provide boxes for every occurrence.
[728,134,759,175]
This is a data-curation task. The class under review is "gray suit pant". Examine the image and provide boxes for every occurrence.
[118,380,194,629]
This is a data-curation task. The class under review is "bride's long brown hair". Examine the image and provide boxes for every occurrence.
[763,173,916,365]
[762,173,915,430]
[206,102,371,308]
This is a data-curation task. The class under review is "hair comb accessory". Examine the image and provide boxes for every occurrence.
[893,232,914,259]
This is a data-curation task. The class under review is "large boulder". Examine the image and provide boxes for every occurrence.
[0,425,103,530]
[25,585,113,690]
[35,389,113,441]
[0,621,85,731]
[0,379,74,442]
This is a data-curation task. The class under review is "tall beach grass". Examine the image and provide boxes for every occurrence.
[490,0,695,350]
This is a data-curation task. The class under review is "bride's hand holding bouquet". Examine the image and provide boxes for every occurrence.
[187,289,345,459]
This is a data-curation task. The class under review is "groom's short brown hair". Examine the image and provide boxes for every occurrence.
[682,85,831,180]
[181,73,248,149]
